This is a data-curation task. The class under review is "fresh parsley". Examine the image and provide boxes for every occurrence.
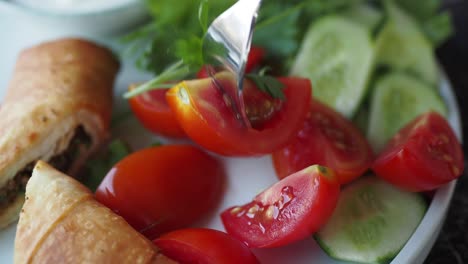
[123,0,289,100]
[246,67,286,99]
[83,139,131,192]
[393,0,453,46]
[122,0,453,99]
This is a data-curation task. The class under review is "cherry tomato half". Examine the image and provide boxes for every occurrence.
[372,112,464,192]
[197,46,265,78]
[166,72,312,156]
[128,85,186,138]
[153,228,259,264]
[272,100,373,184]
[95,145,224,239]
[221,165,340,248]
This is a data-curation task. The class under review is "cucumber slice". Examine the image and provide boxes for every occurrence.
[375,0,439,86]
[341,4,383,31]
[367,72,447,153]
[315,176,427,264]
[290,15,374,118]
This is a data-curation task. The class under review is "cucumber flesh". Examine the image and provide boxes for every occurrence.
[290,15,374,118]
[315,176,427,264]
[375,0,439,86]
[367,72,447,153]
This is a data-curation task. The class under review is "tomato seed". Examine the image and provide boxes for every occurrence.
[264,205,279,220]
[334,141,347,150]
[439,134,450,144]
[230,207,243,215]
[246,204,261,218]
[442,154,453,162]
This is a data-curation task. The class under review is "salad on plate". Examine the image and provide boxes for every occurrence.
[0,0,464,263]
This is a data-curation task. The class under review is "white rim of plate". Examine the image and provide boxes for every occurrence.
[391,70,462,263]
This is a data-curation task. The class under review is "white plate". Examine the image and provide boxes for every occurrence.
[0,6,462,264]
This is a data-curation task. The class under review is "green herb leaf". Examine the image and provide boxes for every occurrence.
[246,74,285,100]
[422,11,454,47]
[83,140,131,192]
[122,0,234,75]
[198,0,210,33]
[254,3,301,58]
[150,140,163,147]
[392,0,440,21]
[175,36,204,70]
[123,61,190,99]
[390,0,453,46]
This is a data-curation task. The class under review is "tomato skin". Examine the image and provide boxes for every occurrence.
[166,72,312,156]
[244,46,266,72]
[197,46,265,78]
[153,228,259,264]
[221,165,340,248]
[128,86,186,138]
[95,145,224,239]
[372,112,464,192]
[272,100,373,184]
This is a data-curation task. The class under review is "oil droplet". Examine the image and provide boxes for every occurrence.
[258,222,266,234]
[278,186,294,209]
[177,86,190,105]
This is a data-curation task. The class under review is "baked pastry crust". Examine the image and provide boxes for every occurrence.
[15,161,176,264]
[0,38,119,228]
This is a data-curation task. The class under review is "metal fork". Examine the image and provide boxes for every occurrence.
[203,0,262,126]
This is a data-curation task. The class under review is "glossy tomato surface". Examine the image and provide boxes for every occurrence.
[372,112,464,192]
[95,145,224,239]
[166,72,312,156]
[197,46,265,78]
[273,100,373,184]
[154,228,259,264]
[221,165,340,248]
[128,85,186,138]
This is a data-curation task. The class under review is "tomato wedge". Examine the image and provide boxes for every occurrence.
[154,228,259,264]
[166,72,312,156]
[221,165,340,248]
[272,100,373,184]
[197,46,265,78]
[95,145,224,239]
[372,112,464,192]
[128,85,185,138]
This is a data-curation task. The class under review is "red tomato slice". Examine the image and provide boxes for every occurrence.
[372,112,464,192]
[221,165,340,248]
[153,228,259,264]
[95,145,224,239]
[166,72,312,156]
[244,46,266,72]
[197,46,265,78]
[272,100,373,184]
[128,85,186,138]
